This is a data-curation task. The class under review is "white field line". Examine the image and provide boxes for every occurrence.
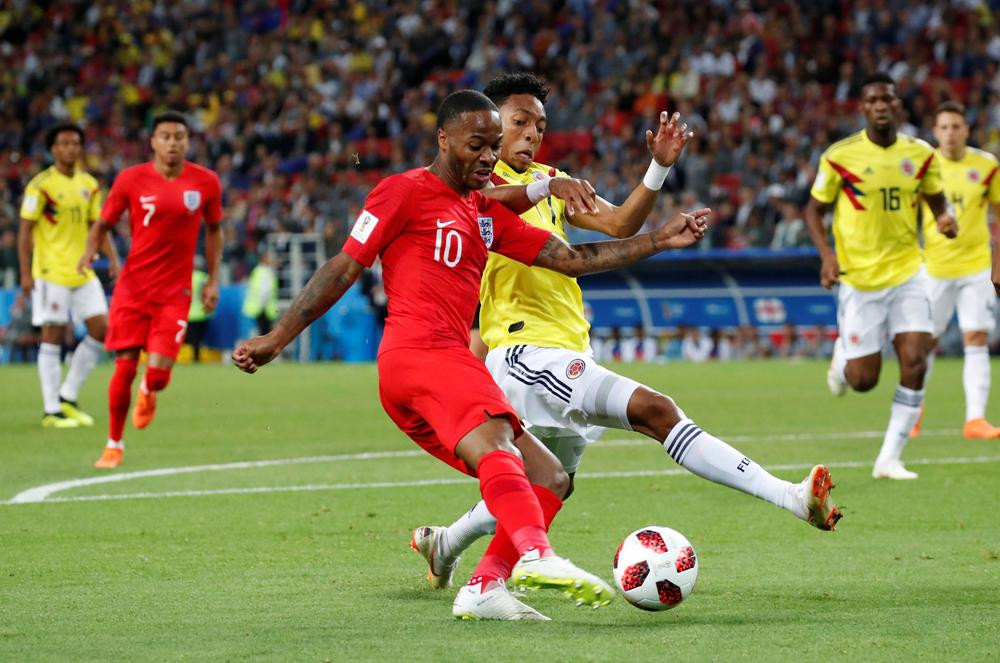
[1,426,988,506]
[13,427,958,505]
[9,455,1000,506]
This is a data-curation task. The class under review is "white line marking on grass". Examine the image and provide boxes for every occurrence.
[6,453,999,506]
[2,428,965,505]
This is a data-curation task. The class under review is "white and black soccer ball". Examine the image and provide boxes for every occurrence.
[612,525,698,611]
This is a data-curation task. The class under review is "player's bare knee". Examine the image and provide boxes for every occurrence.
[539,465,571,499]
[628,388,682,440]
[964,331,988,347]
[847,370,879,392]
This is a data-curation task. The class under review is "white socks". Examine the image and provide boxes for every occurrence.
[963,345,990,421]
[59,335,102,403]
[664,419,805,519]
[38,343,62,414]
[441,501,496,560]
[875,385,925,466]
[105,439,124,450]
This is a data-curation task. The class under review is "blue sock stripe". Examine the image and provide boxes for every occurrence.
[667,422,699,458]
[673,429,702,464]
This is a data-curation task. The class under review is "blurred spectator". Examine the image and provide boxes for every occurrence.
[680,326,713,363]
[0,0,996,278]
[620,323,658,362]
[187,260,213,363]
[775,322,808,359]
[242,253,279,336]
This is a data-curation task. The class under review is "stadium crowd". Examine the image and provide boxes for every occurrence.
[1,1,999,360]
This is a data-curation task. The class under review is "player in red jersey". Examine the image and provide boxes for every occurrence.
[233,90,708,621]
[79,111,223,469]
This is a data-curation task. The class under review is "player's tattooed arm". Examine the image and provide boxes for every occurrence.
[924,191,958,239]
[533,208,709,277]
[484,178,599,216]
[233,252,364,373]
[804,197,840,289]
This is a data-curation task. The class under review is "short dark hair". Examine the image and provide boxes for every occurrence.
[151,111,189,133]
[483,73,550,107]
[435,90,497,130]
[46,123,84,149]
[860,72,896,90]
[935,100,967,120]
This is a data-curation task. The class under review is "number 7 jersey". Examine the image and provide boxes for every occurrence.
[101,161,222,304]
[342,167,552,356]
[810,130,943,291]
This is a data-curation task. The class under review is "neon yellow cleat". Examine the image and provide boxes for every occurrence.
[42,413,80,429]
[60,400,94,427]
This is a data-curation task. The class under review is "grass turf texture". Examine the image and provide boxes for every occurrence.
[2,359,999,661]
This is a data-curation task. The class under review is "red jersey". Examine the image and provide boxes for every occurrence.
[101,161,222,304]
[343,168,551,355]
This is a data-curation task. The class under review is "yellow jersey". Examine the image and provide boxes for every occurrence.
[922,147,999,279]
[811,130,944,291]
[19,166,102,288]
[479,160,590,352]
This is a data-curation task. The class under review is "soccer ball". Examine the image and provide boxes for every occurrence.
[612,525,698,611]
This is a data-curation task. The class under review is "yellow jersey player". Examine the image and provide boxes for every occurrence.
[805,73,958,480]
[17,123,119,428]
[918,101,1000,439]
[411,74,842,591]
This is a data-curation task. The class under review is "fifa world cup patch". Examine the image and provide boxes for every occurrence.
[183,190,201,212]
[566,358,586,379]
[477,216,494,248]
[350,210,379,243]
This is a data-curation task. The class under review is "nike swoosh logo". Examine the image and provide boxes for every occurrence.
[140,195,156,202]
[436,219,456,228]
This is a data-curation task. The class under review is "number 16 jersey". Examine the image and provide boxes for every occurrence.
[342,167,552,355]
[810,130,943,291]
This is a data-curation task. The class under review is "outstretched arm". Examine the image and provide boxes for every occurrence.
[567,111,693,238]
[483,178,600,217]
[532,208,709,277]
[804,196,839,289]
[232,252,364,373]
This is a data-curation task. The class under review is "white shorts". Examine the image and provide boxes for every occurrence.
[31,277,108,327]
[926,269,997,337]
[485,344,641,473]
[837,269,934,360]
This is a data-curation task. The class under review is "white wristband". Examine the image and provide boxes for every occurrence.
[642,160,671,191]
[526,177,551,203]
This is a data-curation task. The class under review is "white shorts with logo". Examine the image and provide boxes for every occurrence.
[31,277,108,327]
[837,269,934,360]
[925,268,997,338]
[485,344,642,473]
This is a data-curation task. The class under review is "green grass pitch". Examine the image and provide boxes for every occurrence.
[2,358,999,661]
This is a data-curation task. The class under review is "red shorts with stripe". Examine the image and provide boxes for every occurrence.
[378,346,525,477]
[106,296,190,360]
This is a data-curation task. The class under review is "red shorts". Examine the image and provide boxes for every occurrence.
[378,346,525,477]
[106,296,190,359]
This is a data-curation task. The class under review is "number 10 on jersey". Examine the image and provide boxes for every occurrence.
[434,221,462,267]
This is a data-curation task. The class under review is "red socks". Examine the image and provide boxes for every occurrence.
[142,366,171,393]
[470,451,564,586]
[108,357,138,441]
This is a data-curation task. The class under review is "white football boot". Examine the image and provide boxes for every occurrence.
[452,582,550,621]
[795,465,843,530]
[510,549,613,608]
[826,339,848,397]
[410,526,460,589]
[872,460,918,480]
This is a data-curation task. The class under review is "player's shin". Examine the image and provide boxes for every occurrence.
[476,450,554,558]
[60,335,102,403]
[108,356,138,442]
[38,342,63,414]
[875,385,925,467]
[963,345,990,422]
[442,500,497,561]
[663,418,805,519]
